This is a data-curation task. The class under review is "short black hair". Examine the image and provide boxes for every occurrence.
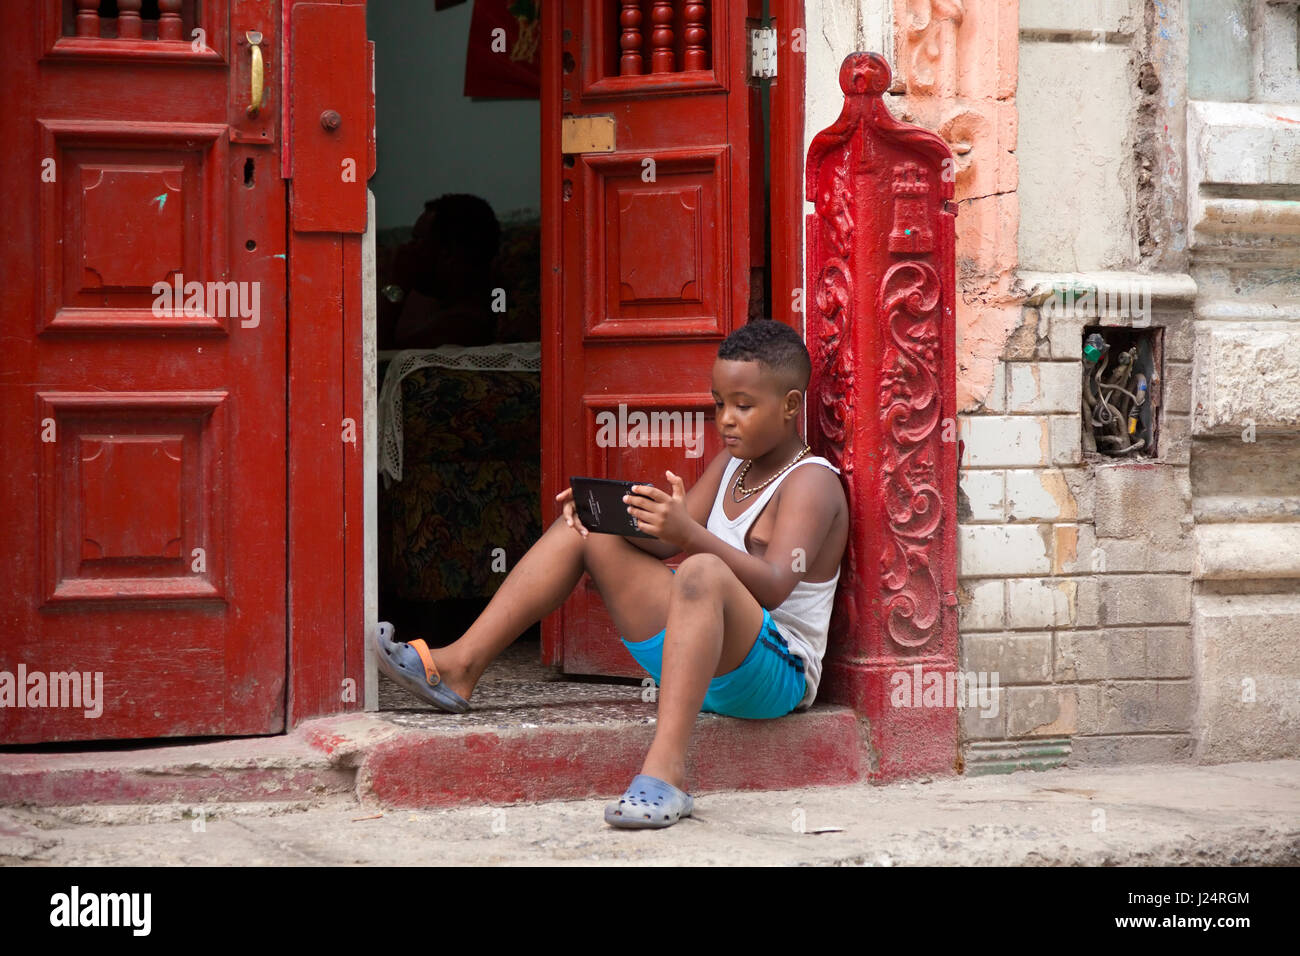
[414,194,501,267]
[716,319,811,394]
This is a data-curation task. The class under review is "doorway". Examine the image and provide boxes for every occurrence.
[365,0,788,701]
[368,1,545,678]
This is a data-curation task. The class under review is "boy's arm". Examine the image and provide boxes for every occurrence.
[625,449,731,560]
[679,466,842,610]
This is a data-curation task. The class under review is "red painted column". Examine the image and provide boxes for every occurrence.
[805,53,960,781]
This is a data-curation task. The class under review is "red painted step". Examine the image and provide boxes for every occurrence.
[0,643,867,808]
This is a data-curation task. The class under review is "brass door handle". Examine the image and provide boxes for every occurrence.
[247,31,265,116]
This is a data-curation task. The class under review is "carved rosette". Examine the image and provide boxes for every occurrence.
[877,260,944,648]
[903,0,966,96]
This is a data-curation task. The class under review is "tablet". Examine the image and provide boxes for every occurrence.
[569,476,657,538]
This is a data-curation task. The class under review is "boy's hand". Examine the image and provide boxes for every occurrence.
[554,486,589,538]
[625,471,696,550]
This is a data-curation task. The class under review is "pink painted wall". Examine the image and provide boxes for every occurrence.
[892,0,1020,414]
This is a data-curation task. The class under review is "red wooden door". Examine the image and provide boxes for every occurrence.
[542,0,763,675]
[0,0,287,742]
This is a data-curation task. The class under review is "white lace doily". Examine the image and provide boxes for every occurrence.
[378,342,542,485]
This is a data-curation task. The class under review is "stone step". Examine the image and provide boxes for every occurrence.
[0,642,867,808]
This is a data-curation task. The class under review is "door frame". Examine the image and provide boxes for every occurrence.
[287,0,806,720]
[769,0,807,332]
[284,0,372,726]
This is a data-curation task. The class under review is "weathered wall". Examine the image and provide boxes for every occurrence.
[953,0,1212,771]
[803,0,894,323]
[1184,0,1300,763]
[894,0,1020,418]
[803,0,1297,774]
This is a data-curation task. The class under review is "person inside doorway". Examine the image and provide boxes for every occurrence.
[373,319,849,829]
[379,193,502,349]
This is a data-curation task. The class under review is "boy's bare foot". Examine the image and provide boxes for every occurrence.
[638,753,687,792]
[426,644,477,703]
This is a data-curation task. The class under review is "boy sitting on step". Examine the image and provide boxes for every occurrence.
[374,319,849,829]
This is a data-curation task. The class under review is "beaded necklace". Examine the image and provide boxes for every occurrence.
[731,443,811,502]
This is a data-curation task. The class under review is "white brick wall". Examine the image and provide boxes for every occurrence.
[1005,468,1079,521]
[959,299,1196,766]
[960,416,1050,467]
[1006,577,1077,628]
[1007,362,1082,413]
[959,469,1005,521]
[959,525,1052,576]
[958,579,1005,631]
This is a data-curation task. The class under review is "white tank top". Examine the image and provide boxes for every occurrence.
[706,453,842,710]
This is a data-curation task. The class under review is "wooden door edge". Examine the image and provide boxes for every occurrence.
[770,0,807,334]
[539,2,564,667]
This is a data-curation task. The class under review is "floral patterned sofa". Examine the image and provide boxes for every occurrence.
[377,212,542,608]
[380,362,541,603]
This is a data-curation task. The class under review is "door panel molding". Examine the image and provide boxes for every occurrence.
[580,145,731,338]
[36,120,230,335]
[36,390,228,605]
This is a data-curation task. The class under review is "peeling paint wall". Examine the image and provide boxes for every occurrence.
[803,0,1296,774]
[956,0,1206,772]
[803,0,894,331]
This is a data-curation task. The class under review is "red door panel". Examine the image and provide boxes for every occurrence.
[543,0,762,676]
[0,0,287,742]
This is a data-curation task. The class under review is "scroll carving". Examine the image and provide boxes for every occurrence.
[878,261,944,648]
[811,146,856,472]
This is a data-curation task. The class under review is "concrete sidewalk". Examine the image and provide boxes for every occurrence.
[3,760,1296,866]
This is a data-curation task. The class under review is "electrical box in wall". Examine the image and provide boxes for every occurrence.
[1081,324,1163,458]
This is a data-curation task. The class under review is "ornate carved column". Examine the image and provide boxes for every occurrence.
[806,52,959,780]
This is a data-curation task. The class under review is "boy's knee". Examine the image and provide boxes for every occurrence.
[674,553,727,598]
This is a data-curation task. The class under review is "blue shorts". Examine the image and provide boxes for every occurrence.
[620,584,807,719]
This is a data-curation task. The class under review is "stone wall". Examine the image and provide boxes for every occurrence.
[955,0,1207,771]
[1184,0,1300,762]
[953,0,1298,770]
[804,0,1297,773]
[960,271,1201,770]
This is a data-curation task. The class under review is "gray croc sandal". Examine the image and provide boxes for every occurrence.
[371,621,471,713]
[604,773,694,828]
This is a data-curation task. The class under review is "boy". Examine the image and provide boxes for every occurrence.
[373,319,849,828]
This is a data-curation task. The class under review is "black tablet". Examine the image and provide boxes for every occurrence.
[569,476,657,538]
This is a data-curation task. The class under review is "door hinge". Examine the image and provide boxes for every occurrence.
[749,25,777,80]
